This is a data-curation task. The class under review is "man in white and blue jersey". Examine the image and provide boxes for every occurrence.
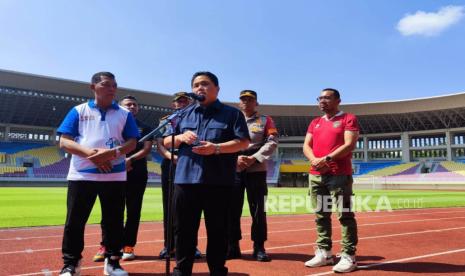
[57,72,139,276]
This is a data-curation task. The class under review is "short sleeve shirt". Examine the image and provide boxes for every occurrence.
[128,119,153,174]
[165,100,250,186]
[307,111,359,175]
[57,100,139,181]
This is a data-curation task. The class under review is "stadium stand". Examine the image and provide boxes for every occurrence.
[266,159,280,184]
[364,162,418,177]
[0,141,48,154]
[280,159,310,173]
[394,163,421,175]
[1,69,465,188]
[9,146,63,167]
[0,142,51,177]
[353,161,401,176]
[32,158,69,178]
[147,156,162,181]
[0,139,164,180]
[439,161,465,176]
[0,166,27,177]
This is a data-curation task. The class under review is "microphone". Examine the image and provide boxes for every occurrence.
[185,92,206,102]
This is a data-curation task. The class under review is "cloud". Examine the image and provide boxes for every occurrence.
[397,5,464,37]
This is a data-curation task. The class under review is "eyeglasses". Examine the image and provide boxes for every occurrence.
[316,96,333,102]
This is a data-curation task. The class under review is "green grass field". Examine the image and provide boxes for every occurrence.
[1,187,465,228]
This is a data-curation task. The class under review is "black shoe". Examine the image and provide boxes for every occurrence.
[59,260,81,276]
[159,247,175,259]
[227,243,242,259]
[253,249,271,262]
[194,248,203,259]
[59,265,76,276]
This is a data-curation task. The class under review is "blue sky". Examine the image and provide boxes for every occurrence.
[0,0,464,105]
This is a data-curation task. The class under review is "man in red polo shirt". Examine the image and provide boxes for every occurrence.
[303,88,359,273]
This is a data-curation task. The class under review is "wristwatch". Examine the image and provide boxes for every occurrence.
[215,144,221,155]
[325,155,332,162]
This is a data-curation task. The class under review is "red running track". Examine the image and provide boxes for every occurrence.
[1,207,465,275]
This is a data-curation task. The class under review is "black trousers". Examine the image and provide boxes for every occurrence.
[161,158,175,248]
[122,168,147,247]
[62,180,125,265]
[229,171,268,245]
[172,184,231,276]
[100,168,147,247]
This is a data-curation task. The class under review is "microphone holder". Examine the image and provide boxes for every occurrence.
[138,102,196,276]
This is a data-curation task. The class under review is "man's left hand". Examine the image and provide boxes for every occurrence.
[242,156,256,168]
[88,148,116,164]
[125,158,133,171]
[192,141,216,155]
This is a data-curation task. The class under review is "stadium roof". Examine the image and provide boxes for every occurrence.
[0,69,173,107]
[1,69,464,136]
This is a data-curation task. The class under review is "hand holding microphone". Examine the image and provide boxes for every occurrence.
[184,92,206,102]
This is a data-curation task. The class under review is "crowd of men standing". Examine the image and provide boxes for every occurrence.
[57,71,359,275]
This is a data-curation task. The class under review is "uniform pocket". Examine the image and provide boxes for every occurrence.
[180,122,197,133]
[206,122,228,142]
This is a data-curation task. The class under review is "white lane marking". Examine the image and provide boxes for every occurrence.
[0,238,165,255]
[3,215,465,255]
[40,269,52,276]
[12,226,465,276]
[2,206,465,234]
[11,259,164,276]
[306,248,465,276]
[0,228,164,241]
[3,209,465,241]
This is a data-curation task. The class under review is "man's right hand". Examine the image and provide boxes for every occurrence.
[172,155,178,165]
[311,156,327,170]
[237,155,248,171]
[88,148,115,162]
[179,131,198,145]
[237,155,256,171]
[97,161,113,173]
[310,156,331,174]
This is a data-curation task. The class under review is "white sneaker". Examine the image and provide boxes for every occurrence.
[122,252,135,261]
[104,257,128,276]
[305,247,334,267]
[122,246,136,261]
[332,253,357,273]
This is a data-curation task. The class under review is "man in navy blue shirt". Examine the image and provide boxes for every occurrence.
[164,71,250,276]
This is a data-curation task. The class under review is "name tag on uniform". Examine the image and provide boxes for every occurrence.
[250,123,264,133]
